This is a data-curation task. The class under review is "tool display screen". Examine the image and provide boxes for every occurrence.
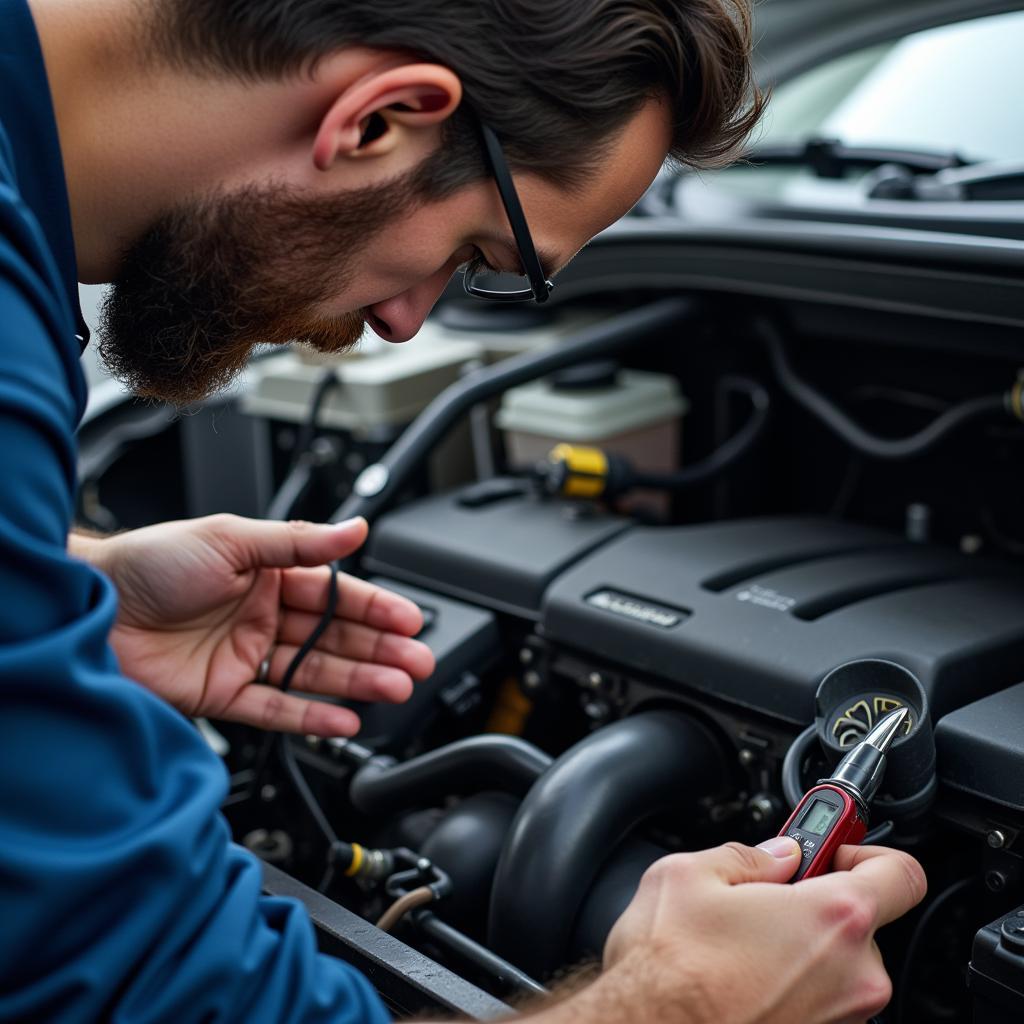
[798,798,841,835]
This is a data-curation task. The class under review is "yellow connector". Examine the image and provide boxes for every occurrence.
[548,443,610,498]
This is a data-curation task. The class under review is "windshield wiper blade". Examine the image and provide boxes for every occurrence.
[743,137,969,179]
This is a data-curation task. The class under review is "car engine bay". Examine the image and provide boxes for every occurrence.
[83,253,1008,1022]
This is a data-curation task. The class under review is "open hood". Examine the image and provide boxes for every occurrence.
[755,0,1024,84]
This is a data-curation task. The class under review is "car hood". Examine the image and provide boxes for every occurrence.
[755,0,1024,84]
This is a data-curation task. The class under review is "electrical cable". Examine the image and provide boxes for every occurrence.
[375,886,436,932]
[246,565,339,798]
[632,376,771,490]
[288,370,343,474]
[755,318,1009,460]
[245,567,397,892]
[265,369,342,520]
[537,375,770,502]
[895,876,975,1024]
[279,730,350,864]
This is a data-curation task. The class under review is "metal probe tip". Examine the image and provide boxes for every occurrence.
[862,707,909,754]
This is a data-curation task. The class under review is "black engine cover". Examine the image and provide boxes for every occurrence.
[542,517,1024,724]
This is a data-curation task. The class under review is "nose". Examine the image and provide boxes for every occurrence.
[366,261,459,343]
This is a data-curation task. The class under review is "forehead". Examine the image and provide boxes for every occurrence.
[515,97,673,271]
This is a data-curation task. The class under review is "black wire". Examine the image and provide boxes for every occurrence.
[266,460,318,523]
[289,370,342,475]
[756,318,1007,460]
[264,369,342,520]
[246,563,340,797]
[632,376,771,490]
[895,876,975,1024]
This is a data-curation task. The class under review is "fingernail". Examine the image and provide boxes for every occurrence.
[333,517,365,530]
[756,836,800,858]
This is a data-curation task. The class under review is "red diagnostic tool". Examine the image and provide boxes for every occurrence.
[778,707,908,882]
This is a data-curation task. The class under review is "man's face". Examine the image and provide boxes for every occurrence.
[98,98,671,405]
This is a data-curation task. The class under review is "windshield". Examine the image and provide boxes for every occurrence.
[760,10,1024,164]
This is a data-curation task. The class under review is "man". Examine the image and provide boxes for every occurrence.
[0,0,926,1021]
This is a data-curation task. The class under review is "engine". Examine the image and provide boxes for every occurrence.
[171,295,1024,1021]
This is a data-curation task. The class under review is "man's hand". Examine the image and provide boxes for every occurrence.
[70,515,434,736]
[531,840,926,1024]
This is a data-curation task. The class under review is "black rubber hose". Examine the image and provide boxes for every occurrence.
[756,318,1007,460]
[349,735,553,815]
[632,375,770,490]
[781,724,818,811]
[331,297,696,524]
[487,710,726,978]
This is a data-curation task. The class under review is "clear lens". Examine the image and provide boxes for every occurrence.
[464,264,533,298]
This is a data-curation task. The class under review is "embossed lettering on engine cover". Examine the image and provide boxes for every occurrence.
[585,589,689,629]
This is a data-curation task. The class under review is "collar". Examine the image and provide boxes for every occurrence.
[0,0,89,351]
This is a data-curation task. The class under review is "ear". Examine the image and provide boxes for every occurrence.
[313,63,462,171]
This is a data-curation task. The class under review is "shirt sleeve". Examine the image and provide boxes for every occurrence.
[0,194,391,1024]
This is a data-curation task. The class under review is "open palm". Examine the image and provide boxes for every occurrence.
[90,515,433,736]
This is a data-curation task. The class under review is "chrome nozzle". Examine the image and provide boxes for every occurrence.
[862,706,909,755]
[827,707,911,810]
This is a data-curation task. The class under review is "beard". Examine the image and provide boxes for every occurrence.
[97,165,429,405]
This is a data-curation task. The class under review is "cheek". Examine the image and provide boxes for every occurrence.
[317,230,465,315]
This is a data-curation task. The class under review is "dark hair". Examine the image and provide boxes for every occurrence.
[152,0,765,194]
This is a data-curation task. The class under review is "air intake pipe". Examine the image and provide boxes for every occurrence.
[349,734,553,815]
[487,710,727,978]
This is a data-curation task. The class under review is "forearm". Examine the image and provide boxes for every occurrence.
[516,958,691,1024]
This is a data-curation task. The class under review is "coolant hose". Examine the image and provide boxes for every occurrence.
[349,734,553,815]
[487,710,727,977]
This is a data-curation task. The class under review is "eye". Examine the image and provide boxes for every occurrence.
[461,247,502,276]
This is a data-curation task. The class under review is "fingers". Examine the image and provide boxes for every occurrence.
[219,515,369,571]
[224,685,362,737]
[278,609,435,680]
[281,567,424,637]
[829,845,928,927]
[267,642,416,704]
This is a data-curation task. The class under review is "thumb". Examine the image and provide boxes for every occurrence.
[224,516,369,570]
[697,838,802,886]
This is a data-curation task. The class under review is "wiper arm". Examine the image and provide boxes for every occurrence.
[867,160,1024,202]
[743,136,968,179]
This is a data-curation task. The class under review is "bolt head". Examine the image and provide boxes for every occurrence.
[738,748,756,767]
[986,869,1008,892]
[987,829,1008,850]
[587,672,604,690]
[523,670,542,690]
[519,648,534,665]
[260,784,277,802]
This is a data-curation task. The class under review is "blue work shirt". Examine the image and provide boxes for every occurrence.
[0,2,390,1021]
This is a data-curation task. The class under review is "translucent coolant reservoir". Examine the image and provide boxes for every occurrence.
[496,366,688,507]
